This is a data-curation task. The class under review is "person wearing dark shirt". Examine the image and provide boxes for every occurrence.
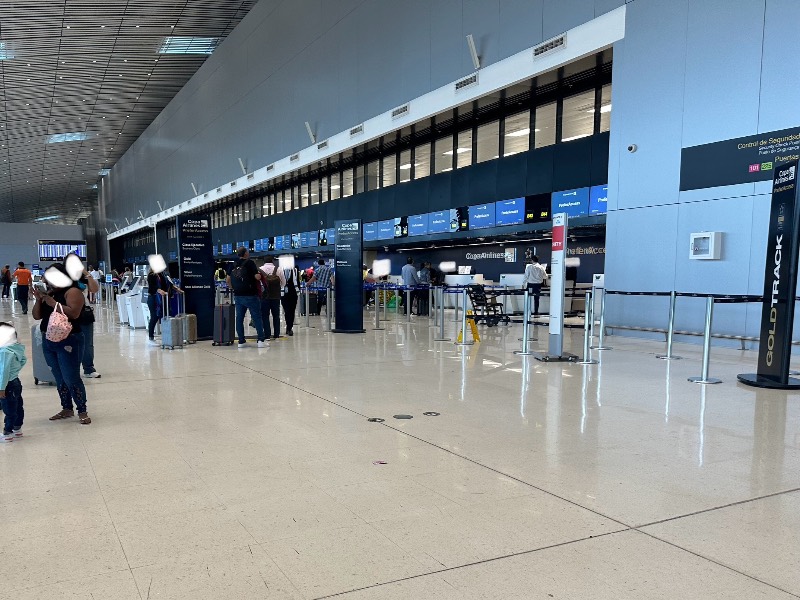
[146,268,175,346]
[227,247,266,348]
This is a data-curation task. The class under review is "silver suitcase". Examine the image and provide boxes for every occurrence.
[30,325,55,385]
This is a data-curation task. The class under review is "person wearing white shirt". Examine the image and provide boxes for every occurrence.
[522,256,548,315]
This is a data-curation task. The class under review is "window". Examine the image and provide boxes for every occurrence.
[383,155,396,187]
[456,130,472,169]
[367,160,380,191]
[434,136,453,173]
[414,143,431,179]
[504,110,530,157]
[299,183,309,208]
[535,102,556,148]
[342,168,354,197]
[321,176,330,203]
[399,149,412,183]
[561,90,595,142]
[330,172,341,200]
[599,84,612,133]
[476,120,499,163]
[355,165,365,194]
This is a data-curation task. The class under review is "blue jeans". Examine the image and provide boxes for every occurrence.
[82,322,96,375]
[1,378,23,433]
[260,298,281,338]
[43,331,88,414]
[527,283,542,314]
[235,295,264,343]
[17,285,29,313]
[147,294,161,339]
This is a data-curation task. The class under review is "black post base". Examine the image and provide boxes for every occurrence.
[737,373,800,390]
[332,329,366,334]
[534,353,579,363]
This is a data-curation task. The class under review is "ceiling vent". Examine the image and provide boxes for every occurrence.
[290,153,300,162]
[455,72,479,92]
[317,140,329,151]
[230,181,237,187]
[216,187,223,193]
[534,34,566,58]
[350,124,364,137]
[266,163,275,172]
[246,173,255,180]
[203,193,209,198]
[391,104,410,120]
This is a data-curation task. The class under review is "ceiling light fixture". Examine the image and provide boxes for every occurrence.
[158,36,221,55]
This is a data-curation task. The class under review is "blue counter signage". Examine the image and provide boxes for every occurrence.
[327,227,335,245]
[333,219,365,334]
[363,222,377,241]
[282,234,291,250]
[177,215,215,340]
[378,219,394,240]
[275,236,283,251]
[495,198,525,226]
[308,230,319,247]
[254,238,263,252]
[300,232,309,248]
[408,213,429,236]
[552,187,590,218]
[589,185,608,215]
[469,204,496,230]
[429,211,449,234]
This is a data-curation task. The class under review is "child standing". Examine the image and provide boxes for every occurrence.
[0,323,27,443]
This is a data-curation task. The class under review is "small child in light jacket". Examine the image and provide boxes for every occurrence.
[0,322,27,442]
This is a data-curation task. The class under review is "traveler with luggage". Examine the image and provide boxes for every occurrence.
[78,268,102,378]
[13,262,32,314]
[282,266,299,336]
[32,263,92,425]
[227,247,267,348]
[0,322,27,442]
[1,265,11,301]
[146,266,183,346]
[522,255,548,316]
[259,257,285,340]
[401,257,421,315]
[308,259,334,311]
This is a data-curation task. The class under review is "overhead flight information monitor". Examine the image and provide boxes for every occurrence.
[38,240,87,262]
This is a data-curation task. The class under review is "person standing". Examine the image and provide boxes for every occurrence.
[32,264,92,425]
[401,257,421,315]
[259,257,285,340]
[282,265,299,336]
[522,255,548,316]
[0,322,27,442]
[1,266,11,301]
[227,247,266,348]
[79,268,102,378]
[146,266,183,346]
[13,262,32,314]
[309,258,333,312]
[417,262,431,316]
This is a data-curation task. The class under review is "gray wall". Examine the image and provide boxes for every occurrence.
[0,223,85,268]
[604,0,800,337]
[102,0,623,225]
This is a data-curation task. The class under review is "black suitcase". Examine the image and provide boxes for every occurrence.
[300,291,319,316]
[417,292,429,316]
[212,304,235,346]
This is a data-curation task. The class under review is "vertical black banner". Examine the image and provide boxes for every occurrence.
[333,219,365,333]
[177,215,215,340]
[739,160,800,389]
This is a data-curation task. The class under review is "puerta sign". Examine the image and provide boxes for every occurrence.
[333,219,365,333]
[738,160,800,389]
[177,215,215,340]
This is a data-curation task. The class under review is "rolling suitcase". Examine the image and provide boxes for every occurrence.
[300,290,319,316]
[30,325,55,386]
[176,295,198,344]
[160,296,184,350]
[213,303,235,346]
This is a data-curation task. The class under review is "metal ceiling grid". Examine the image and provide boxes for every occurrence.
[0,0,258,225]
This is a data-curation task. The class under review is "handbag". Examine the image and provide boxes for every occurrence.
[80,304,95,325]
[46,302,73,342]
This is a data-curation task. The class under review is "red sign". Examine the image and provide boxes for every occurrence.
[552,225,565,251]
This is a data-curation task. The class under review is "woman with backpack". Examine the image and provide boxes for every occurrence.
[259,257,285,340]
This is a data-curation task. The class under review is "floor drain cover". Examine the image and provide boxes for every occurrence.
[367,418,385,423]
[393,414,413,420]
[422,412,441,416]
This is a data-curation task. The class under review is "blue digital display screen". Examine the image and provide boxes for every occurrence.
[307,230,319,247]
[378,220,394,240]
[589,185,608,215]
[283,234,292,249]
[469,204,495,230]
[363,223,377,241]
[275,236,284,251]
[291,234,301,249]
[428,211,449,234]
[408,213,429,236]
[327,228,335,245]
[300,232,309,248]
[551,187,590,218]
[254,238,263,252]
[495,197,525,226]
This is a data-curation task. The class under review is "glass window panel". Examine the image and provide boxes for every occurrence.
[456,130,473,169]
[600,84,612,133]
[355,165,365,194]
[561,90,595,142]
[535,102,557,148]
[434,135,453,174]
[321,176,330,203]
[399,150,412,183]
[476,120,500,163]
[414,143,430,179]
[342,168,354,197]
[367,160,380,191]
[330,172,341,200]
[383,154,396,187]
[504,110,530,156]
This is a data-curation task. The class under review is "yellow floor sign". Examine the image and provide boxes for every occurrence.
[457,311,481,343]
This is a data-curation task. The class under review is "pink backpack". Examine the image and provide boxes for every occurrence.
[46,303,73,342]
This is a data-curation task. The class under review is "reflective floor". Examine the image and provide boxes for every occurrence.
[0,298,798,599]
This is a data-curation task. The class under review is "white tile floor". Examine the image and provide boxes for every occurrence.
[0,298,799,599]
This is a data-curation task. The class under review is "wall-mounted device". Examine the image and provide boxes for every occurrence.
[689,231,722,260]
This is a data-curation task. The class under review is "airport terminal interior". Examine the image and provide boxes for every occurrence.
[1,1,799,599]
